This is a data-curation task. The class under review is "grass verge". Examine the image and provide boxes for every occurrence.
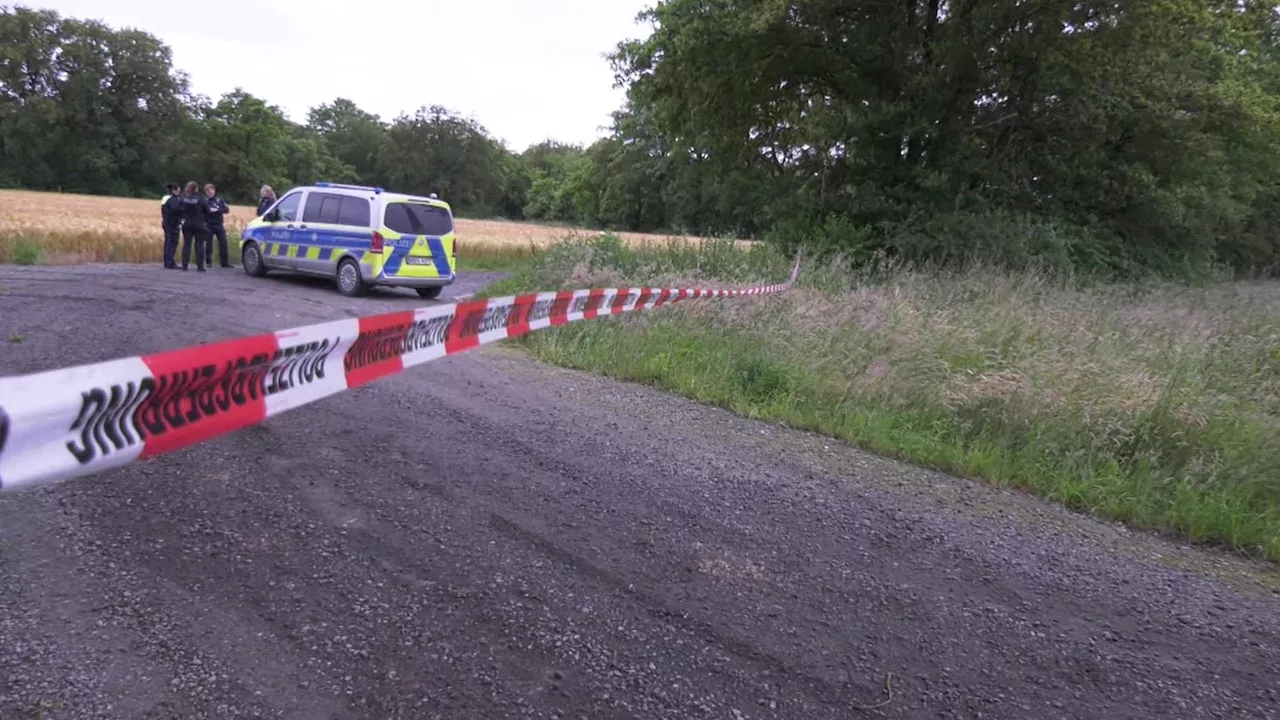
[481,235,1280,562]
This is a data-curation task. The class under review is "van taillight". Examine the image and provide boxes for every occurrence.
[371,231,384,253]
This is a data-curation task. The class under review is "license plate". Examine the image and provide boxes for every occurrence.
[406,257,433,265]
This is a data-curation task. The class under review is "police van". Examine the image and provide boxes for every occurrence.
[239,182,457,299]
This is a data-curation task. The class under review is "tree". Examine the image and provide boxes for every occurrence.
[307,98,392,186]
[382,105,513,216]
[521,141,588,222]
[0,5,63,189]
[610,0,1280,273]
[0,5,188,196]
[6,2,1280,275]
[192,89,293,200]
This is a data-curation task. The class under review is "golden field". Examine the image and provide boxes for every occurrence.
[0,189,724,266]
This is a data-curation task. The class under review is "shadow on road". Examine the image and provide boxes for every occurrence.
[253,269,461,303]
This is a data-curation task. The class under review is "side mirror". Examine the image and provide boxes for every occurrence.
[265,209,279,222]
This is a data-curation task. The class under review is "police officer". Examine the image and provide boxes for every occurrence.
[178,181,212,272]
[203,183,232,268]
[160,183,182,269]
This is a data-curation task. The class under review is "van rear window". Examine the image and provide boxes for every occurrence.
[383,202,453,236]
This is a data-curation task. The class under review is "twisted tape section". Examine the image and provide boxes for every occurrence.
[0,254,800,492]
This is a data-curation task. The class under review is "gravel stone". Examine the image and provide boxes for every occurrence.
[0,264,1277,719]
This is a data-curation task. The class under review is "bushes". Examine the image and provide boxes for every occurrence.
[763,210,1162,280]
[0,238,43,265]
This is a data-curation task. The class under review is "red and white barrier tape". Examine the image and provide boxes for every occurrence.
[0,254,800,492]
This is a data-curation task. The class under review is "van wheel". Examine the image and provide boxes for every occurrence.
[242,242,267,277]
[415,286,443,300]
[337,258,368,297]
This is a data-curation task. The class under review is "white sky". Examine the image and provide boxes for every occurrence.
[36,0,654,152]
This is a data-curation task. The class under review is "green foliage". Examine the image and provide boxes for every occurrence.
[5,2,1280,275]
[381,105,515,216]
[0,6,525,214]
[521,140,591,223]
[0,237,41,265]
[610,0,1280,276]
[765,214,876,265]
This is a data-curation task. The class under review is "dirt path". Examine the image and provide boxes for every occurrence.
[0,264,1277,720]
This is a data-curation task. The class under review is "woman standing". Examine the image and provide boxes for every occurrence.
[256,185,276,216]
[179,181,212,272]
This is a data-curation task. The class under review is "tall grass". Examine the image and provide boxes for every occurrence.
[0,225,254,265]
[484,235,1280,561]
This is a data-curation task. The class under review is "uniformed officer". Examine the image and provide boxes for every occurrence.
[203,183,232,268]
[160,183,182,269]
[178,181,212,272]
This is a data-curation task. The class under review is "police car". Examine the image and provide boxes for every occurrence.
[239,182,457,299]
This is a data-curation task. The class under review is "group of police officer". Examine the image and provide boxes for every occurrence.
[159,181,233,272]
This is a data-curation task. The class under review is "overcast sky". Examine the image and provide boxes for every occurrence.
[37,0,654,152]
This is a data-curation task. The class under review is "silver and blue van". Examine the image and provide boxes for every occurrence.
[240,182,457,298]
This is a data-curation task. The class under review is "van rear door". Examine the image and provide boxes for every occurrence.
[379,201,455,279]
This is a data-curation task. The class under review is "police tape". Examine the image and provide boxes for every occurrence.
[0,254,801,492]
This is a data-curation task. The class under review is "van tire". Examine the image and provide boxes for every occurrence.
[415,286,443,300]
[242,242,267,277]
[337,258,368,297]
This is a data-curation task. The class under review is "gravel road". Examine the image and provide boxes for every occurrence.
[0,264,1277,720]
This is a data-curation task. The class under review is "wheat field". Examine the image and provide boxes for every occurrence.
[0,189,723,265]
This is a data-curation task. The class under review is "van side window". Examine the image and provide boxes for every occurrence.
[303,191,344,224]
[275,192,303,222]
[383,203,414,233]
[338,196,371,227]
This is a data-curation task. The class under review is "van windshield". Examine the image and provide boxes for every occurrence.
[383,202,453,236]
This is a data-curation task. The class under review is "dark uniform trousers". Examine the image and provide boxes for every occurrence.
[182,225,210,270]
[163,224,180,268]
[206,224,230,267]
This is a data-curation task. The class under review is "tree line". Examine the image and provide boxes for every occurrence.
[4,2,1280,276]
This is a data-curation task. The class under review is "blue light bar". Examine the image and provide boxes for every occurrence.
[314,181,381,193]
